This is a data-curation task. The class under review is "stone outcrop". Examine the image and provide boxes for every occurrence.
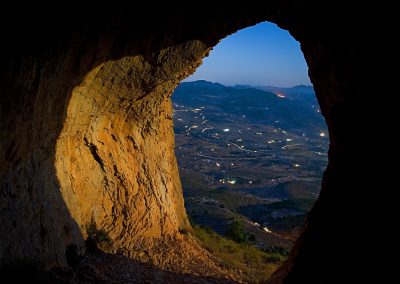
[0,2,390,283]
[53,44,207,253]
[0,33,214,267]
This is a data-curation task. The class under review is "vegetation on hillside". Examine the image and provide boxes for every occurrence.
[192,224,286,282]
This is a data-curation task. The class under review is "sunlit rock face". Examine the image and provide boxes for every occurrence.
[0,2,387,283]
[0,34,211,268]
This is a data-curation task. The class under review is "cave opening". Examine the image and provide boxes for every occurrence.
[1,3,387,282]
[172,21,329,281]
[0,0,388,283]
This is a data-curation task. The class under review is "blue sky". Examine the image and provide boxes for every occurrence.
[184,22,311,87]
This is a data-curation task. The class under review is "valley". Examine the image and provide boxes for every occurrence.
[173,80,328,250]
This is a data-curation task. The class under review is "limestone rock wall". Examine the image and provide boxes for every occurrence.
[54,45,209,250]
[0,36,212,267]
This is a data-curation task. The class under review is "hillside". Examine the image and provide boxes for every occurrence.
[173,80,325,133]
[172,80,328,251]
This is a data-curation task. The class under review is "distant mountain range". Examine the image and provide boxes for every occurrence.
[172,80,325,134]
[254,84,317,105]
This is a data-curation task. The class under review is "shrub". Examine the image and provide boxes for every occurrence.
[179,227,191,235]
[86,219,111,253]
[225,219,248,244]
[264,246,289,256]
[264,255,283,263]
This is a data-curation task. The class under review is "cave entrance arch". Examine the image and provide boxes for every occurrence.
[0,3,385,283]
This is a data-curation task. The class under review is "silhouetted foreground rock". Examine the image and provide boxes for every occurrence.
[2,252,237,284]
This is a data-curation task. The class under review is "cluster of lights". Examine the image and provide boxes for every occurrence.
[219,178,237,185]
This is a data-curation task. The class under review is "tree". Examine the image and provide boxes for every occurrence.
[226,219,248,244]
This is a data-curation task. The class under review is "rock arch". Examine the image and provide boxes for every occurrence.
[0,2,388,282]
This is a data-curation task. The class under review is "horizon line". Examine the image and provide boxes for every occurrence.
[181,79,313,89]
